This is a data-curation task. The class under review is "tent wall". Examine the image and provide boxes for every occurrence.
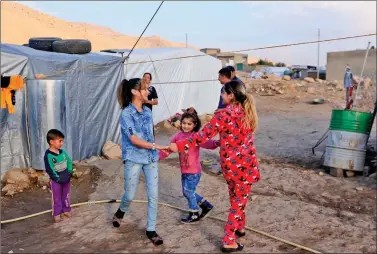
[1,52,29,176]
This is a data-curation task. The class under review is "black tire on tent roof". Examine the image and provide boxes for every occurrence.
[28,37,62,52]
[52,39,92,54]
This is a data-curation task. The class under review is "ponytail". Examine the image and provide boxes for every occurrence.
[117,78,144,109]
[242,93,258,131]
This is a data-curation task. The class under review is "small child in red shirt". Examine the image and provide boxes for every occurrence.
[159,107,219,223]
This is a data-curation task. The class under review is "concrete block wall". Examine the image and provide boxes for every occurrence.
[327,49,376,83]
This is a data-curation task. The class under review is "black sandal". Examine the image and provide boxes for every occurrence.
[221,242,244,253]
[147,231,164,246]
[235,230,246,237]
[112,216,122,228]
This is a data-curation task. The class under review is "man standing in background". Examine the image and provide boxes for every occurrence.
[344,64,354,109]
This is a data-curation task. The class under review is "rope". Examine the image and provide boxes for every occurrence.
[0,199,322,253]
[125,33,377,65]
[126,1,165,59]
[148,55,174,118]
[33,32,376,78]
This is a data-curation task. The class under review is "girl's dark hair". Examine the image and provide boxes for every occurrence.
[181,107,201,132]
[117,78,146,109]
[46,129,64,144]
[224,80,258,131]
[143,72,152,81]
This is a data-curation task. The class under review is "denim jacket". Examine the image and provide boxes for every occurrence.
[120,104,158,164]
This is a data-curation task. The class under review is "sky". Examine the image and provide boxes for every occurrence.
[16,1,377,66]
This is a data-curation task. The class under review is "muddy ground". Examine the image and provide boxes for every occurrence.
[1,81,376,253]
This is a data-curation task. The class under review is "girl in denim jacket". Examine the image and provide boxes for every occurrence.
[159,107,220,223]
[112,78,168,246]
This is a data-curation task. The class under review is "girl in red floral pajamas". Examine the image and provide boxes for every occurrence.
[169,80,260,253]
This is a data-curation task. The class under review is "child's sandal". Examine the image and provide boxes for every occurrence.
[63,212,72,219]
[54,216,63,223]
[112,216,122,228]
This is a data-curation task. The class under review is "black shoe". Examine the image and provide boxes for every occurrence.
[221,243,244,253]
[181,212,200,224]
[235,230,246,237]
[199,205,213,219]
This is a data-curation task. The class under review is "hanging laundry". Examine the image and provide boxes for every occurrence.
[1,75,24,114]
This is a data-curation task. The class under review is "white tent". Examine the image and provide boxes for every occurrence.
[1,44,222,174]
[99,47,222,124]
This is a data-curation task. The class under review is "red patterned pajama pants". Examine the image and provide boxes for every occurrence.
[222,175,252,245]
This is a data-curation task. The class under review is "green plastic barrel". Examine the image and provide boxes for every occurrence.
[236,63,243,71]
[329,109,373,134]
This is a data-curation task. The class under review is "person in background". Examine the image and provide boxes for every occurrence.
[112,78,168,246]
[226,66,240,81]
[216,67,233,113]
[344,64,354,109]
[168,80,261,253]
[143,73,159,111]
[44,129,73,223]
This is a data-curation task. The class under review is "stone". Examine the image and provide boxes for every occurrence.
[6,179,16,184]
[355,187,364,191]
[2,168,30,185]
[330,168,344,177]
[276,89,284,94]
[306,87,316,94]
[369,172,377,178]
[286,83,297,91]
[315,78,324,84]
[336,84,344,91]
[283,75,291,81]
[251,195,258,201]
[345,171,355,177]
[319,172,324,176]
[38,175,50,187]
[27,168,36,174]
[163,121,172,129]
[363,78,372,88]
[86,156,99,164]
[173,120,181,129]
[102,141,122,160]
[304,77,315,83]
[42,186,47,190]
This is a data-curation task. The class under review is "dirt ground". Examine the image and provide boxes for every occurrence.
[1,78,376,253]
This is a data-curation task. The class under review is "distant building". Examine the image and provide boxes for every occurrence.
[200,48,249,70]
[327,48,377,83]
[200,48,221,57]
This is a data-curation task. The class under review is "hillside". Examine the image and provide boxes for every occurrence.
[1,1,192,51]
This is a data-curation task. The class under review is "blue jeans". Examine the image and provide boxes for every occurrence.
[181,173,213,212]
[119,160,159,231]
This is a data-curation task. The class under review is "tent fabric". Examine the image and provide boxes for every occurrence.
[1,44,221,174]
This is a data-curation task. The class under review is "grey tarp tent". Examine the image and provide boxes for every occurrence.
[1,44,124,174]
[1,44,221,175]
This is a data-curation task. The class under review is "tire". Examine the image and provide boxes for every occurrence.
[52,39,92,54]
[28,37,62,52]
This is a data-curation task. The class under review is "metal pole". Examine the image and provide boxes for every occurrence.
[353,41,371,108]
[186,33,188,48]
[317,28,320,79]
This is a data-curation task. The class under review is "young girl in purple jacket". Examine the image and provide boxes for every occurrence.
[159,107,220,223]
